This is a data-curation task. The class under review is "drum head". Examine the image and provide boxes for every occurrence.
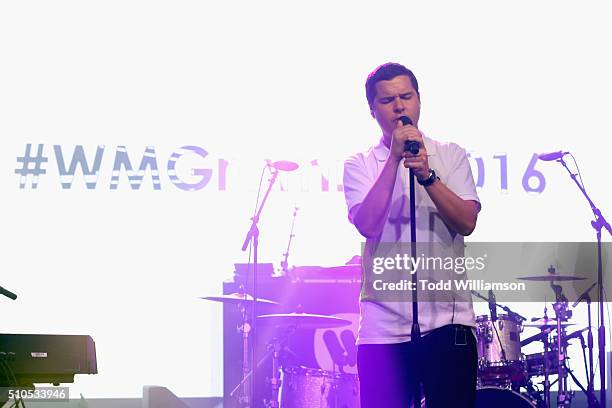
[280,366,359,408]
[475,387,535,408]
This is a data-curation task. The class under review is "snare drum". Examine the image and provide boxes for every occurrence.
[525,351,560,377]
[280,366,359,408]
[476,314,524,381]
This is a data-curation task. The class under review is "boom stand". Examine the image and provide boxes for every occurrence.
[559,157,611,408]
[240,167,280,407]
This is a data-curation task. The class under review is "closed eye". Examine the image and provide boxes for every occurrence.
[378,92,413,104]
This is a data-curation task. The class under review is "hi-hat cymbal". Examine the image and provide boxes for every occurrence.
[257,312,351,329]
[517,275,586,282]
[201,293,279,305]
[523,317,575,328]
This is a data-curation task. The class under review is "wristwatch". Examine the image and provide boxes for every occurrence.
[417,169,439,187]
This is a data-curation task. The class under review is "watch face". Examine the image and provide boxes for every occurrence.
[419,169,437,186]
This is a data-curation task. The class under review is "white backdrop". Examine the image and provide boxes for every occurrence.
[1,0,611,399]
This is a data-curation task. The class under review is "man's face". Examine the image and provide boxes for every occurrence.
[370,75,421,144]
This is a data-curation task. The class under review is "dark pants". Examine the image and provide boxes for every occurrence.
[357,324,477,408]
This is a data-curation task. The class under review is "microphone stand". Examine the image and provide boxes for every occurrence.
[0,286,17,301]
[409,167,421,407]
[585,293,598,408]
[240,166,280,408]
[558,156,611,408]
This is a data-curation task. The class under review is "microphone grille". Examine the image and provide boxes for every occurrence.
[399,116,413,126]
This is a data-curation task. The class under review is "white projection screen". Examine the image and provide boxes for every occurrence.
[1,0,611,401]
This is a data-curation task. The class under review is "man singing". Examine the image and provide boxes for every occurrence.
[343,62,481,407]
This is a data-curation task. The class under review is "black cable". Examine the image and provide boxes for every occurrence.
[568,153,586,192]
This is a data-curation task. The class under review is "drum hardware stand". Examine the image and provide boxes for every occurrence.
[230,328,296,408]
[552,300,571,407]
[240,164,281,408]
[280,206,298,276]
[542,328,551,408]
[566,368,594,407]
[525,380,546,408]
[565,341,600,408]
[231,293,253,407]
[536,302,552,408]
[573,282,598,407]
[566,331,600,408]
[555,154,610,408]
[264,337,284,408]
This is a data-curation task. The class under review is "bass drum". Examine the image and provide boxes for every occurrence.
[475,387,535,408]
[280,366,359,408]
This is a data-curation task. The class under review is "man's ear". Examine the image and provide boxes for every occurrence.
[370,107,376,119]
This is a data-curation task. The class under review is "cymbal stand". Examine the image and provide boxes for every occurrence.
[541,303,551,408]
[280,206,298,276]
[265,337,284,408]
[232,298,252,407]
[553,301,572,407]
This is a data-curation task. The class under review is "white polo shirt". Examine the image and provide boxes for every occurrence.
[343,134,481,345]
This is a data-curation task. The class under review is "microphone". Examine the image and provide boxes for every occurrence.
[565,327,589,342]
[399,116,420,154]
[537,151,569,161]
[572,281,597,308]
[488,289,497,321]
[268,160,299,172]
[0,286,17,300]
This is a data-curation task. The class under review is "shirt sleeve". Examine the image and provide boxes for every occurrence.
[444,143,481,212]
[343,153,374,222]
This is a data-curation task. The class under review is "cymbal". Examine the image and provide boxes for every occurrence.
[319,264,361,274]
[257,312,351,329]
[517,275,586,282]
[201,293,279,305]
[523,317,575,328]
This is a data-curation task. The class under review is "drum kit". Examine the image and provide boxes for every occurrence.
[472,270,600,408]
[204,264,600,408]
[203,291,358,408]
